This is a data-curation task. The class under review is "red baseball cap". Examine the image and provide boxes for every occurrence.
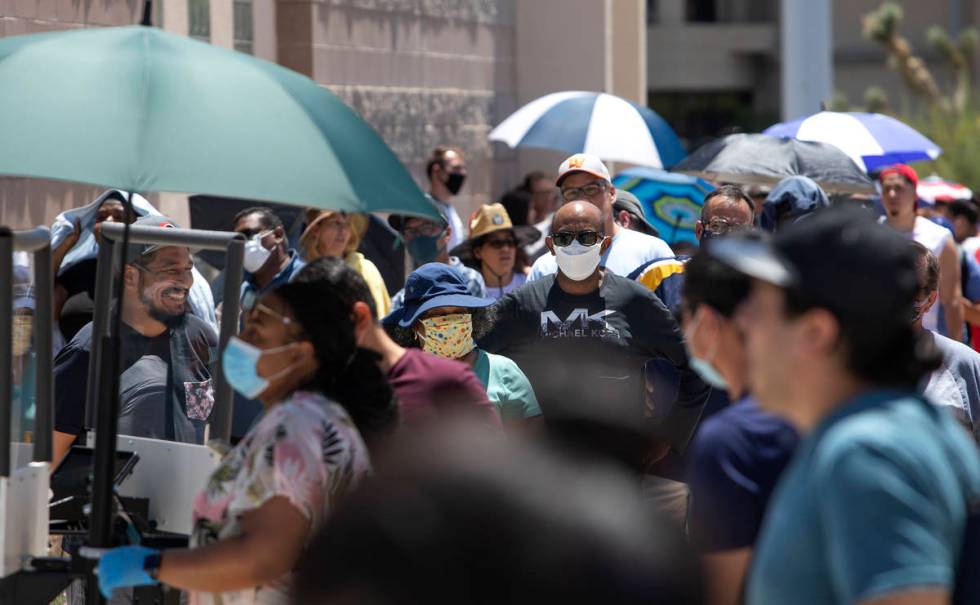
[879,164,919,189]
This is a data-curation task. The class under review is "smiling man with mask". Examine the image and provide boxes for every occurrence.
[53,216,218,464]
[481,201,709,470]
[388,203,486,310]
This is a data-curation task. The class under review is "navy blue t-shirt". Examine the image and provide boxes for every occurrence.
[685,396,798,552]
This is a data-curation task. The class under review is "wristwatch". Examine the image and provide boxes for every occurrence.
[143,551,163,580]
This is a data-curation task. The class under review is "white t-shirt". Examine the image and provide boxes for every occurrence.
[484,271,527,301]
[434,197,466,251]
[527,227,674,281]
[887,216,952,332]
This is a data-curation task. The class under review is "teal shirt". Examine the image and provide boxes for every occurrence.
[747,391,980,605]
[473,349,542,422]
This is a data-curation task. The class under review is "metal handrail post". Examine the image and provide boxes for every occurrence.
[0,229,13,477]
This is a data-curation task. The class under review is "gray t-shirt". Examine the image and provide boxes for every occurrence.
[922,331,980,443]
[54,316,217,444]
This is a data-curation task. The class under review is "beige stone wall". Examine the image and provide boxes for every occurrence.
[276,0,517,222]
[0,0,647,232]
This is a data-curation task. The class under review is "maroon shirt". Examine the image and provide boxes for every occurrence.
[387,348,502,432]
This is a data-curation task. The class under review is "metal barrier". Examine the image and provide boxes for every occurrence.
[85,223,245,442]
[0,227,54,476]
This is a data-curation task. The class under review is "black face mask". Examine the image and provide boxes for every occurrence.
[445,172,466,196]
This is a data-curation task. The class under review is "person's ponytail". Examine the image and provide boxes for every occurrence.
[275,282,399,453]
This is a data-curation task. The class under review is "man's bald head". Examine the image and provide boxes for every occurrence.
[552,200,604,235]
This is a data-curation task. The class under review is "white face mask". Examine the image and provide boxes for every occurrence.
[243,231,272,273]
[554,239,603,281]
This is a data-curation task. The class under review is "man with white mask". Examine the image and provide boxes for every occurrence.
[230,207,305,438]
[481,202,709,473]
[232,206,305,316]
[527,153,674,280]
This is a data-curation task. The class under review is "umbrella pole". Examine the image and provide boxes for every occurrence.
[669,212,682,245]
[86,192,134,603]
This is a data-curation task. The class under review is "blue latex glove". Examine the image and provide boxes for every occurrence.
[97,545,160,598]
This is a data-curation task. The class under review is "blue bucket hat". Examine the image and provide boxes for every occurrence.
[383,263,493,328]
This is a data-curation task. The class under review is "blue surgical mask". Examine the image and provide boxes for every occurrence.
[222,336,296,399]
[689,356,729,390]
[683,308,729,391]
[406,233,445,265]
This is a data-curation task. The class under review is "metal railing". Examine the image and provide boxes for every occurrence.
[0,227,54,477]
[84,223,245,442]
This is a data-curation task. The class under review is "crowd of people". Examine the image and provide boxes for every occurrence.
[28,143,980,604]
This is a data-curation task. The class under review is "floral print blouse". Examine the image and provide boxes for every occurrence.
[189,390,370,605]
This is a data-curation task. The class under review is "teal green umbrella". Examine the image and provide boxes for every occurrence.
[0,25,437,219]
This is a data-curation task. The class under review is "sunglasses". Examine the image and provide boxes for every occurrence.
[483,237,517,250]
[550,230,602,247]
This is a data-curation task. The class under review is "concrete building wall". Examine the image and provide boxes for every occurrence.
[0,0,647,231]
[0,0,145,230]
[646,0,976,140]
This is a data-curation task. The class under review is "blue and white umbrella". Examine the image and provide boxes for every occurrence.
[763,111,941,172]
[488,91,686,169]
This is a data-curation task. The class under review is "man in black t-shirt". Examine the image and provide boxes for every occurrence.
[480,202,709,463]
[53,216,217,464]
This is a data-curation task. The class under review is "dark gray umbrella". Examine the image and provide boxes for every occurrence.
[673,133,875,194]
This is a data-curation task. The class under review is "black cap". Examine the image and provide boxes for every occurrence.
[709,205,918,321]
[125,215,183,261]
[387,193,448,232]
[613,190,660,237]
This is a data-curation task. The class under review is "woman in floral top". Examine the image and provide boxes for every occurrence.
[96,277,398,603]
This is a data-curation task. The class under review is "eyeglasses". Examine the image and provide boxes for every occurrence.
[550,230,602,247]
[701,217,751,237]
[561,180,607,202]
[237,228,272,240]
[402,222,445,239]
[483,237,517,250]
[246,301,295,326]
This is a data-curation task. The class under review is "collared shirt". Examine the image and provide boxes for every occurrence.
[747,390,980,605]
[389,256,486,311]
[240,250,305,313]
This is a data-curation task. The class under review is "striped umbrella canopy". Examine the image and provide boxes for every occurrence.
[489,91,686,169]
[612,167,714,246]
[917,175,973,204]
[763,111,941,172]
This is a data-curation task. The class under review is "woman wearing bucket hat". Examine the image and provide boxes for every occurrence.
[383,263,542,432]
[299,209,391,317]
[452,203,540,302]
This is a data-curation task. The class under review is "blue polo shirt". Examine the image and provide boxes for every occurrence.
[685,396,797,552]
[240,250,305,313]
[234,250,304,438]
[747,391,980,605]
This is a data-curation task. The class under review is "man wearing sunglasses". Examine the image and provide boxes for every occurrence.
[53,216,218,465]
[233,207,305,315]
[526,154,674,282]
[481,201,709,473]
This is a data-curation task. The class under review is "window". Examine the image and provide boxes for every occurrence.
[647,0,658,24]
[686,0,716,23]
[233,0,254,54]
[189,0,210,43]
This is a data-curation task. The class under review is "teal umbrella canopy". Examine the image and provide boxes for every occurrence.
[0,26,438,219]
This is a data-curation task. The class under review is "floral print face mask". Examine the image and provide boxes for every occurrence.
[418,313,474,359]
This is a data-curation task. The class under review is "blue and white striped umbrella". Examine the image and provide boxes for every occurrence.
[489,91,686,169]
[763,111,941,172]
